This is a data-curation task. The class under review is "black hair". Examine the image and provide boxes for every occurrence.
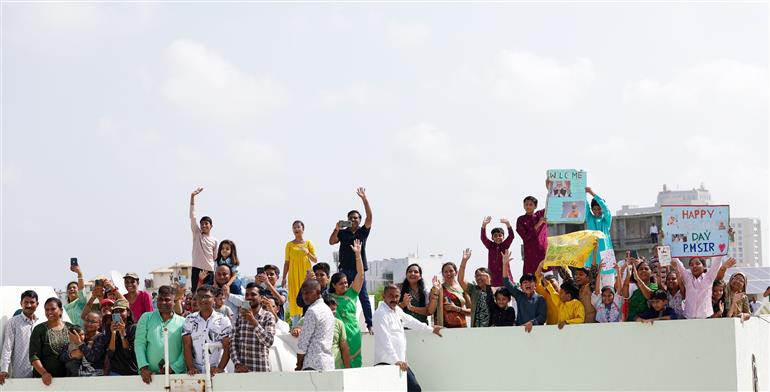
[313,262,331,276]
[523,196,538,206]
[264,264,280,276]
[347,210,361,219]
[67,281,78,290]
[69,325,83,334]
[491,227,504,236]
[475,267,491,276]
[200,216,213,226]
[590,199,600,209]
[650,289,668,301]
[323,295,337,307]
[560,281,579,301]
[245,282,259,290]
[494,287,512,300]
[20,290,38,302]
[216,239,239,265]
[519,273,535,284]
[330,272,348,287]
[441,262,457,274]
[157,285,177,297]
[400,263,426,308]
[196,285,214,296]
[292,220,305,229]
[213,287,223,296]
[383,284,400,296]
[44,297,63,310]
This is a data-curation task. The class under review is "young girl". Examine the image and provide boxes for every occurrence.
[214,240,241,291]
[283,220,317,326]
[330,239,364,368]
[659,268,686,319]
[671,257,736,319]
[710,280,726,318]
[724,272,751,320]
[592,261,623,323]
[431,262,471,328]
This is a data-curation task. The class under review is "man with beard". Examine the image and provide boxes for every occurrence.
[0,290,41,383]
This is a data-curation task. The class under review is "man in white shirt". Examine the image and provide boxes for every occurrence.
[183,285,232,375]
[0,290,41,384]
[650,223,658,244]
[296,280,335,371]
[373,284,442,392]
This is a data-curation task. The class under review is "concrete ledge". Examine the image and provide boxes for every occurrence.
[361,317,769,391]
[0,365,404,392]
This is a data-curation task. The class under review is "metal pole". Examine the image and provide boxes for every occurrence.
[203,342,222,392]
[164,327,170,392]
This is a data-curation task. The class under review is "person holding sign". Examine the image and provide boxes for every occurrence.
[584,187,613,274]
[622,258,658,321]
[670,256,736,319]
[480,216,514,287]
[516,191,548,275]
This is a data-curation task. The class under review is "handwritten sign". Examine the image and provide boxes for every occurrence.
[599,250,616,272]
[546,169,587,223]
[662,205,730,257]
[656,245,672,266]
[543,230,605,269]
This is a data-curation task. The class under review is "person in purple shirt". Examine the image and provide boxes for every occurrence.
[480,216,514,287]
[516,195,548,275]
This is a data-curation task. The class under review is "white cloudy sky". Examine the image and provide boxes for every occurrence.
[1,3,767,287]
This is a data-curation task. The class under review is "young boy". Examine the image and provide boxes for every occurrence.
[550,281,585,329]
[636,290,679,324]
[481,216,514,287]
[213,287,234,322]
[489,288,516,327]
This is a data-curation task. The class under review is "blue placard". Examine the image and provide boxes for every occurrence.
[662,205,730,257]
[546,169,587,224]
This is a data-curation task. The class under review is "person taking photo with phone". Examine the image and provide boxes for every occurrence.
[64,258,88,327]
[329,187,374,333]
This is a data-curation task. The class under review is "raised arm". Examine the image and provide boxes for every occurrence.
[501,219,515,247]
[457,248,472,292]
[427,276,440,315]
[501,250,524,299]
[631,261,653,299]
[356,187,373,229]
[480,216,493,247]
[621,262,633,298]
[329,221,341,246]
[713,257,736,282]
[350,240,365,293]
[190,187,203,231]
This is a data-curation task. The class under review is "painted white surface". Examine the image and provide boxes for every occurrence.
[0,366,404,391]
[361,317,769,391]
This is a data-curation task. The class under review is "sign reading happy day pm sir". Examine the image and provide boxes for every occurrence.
[662,205,730,258]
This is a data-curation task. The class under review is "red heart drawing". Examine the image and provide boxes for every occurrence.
[719,243,726,252]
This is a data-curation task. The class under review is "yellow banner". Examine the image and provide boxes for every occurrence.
[543,230,605,269]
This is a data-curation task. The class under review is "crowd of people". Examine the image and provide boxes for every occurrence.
[1,185,768,392]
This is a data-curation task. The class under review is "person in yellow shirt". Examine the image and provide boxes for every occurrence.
[282,220,318,326]
[533,260,559,325]
[546,279,585,329]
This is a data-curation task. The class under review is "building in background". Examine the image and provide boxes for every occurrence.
[366,254,448,293]
[729,218,763,267]
[147,261,192,292]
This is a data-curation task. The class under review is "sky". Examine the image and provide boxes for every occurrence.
[1,2,768,288]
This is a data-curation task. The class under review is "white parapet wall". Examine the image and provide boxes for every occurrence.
[0,366,405,391]
[360,317,769,391]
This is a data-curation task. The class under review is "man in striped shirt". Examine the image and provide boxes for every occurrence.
[230,283,276,373]
[0,290,40,384]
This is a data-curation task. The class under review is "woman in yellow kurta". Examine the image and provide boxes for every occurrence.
[282,220,317,324]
